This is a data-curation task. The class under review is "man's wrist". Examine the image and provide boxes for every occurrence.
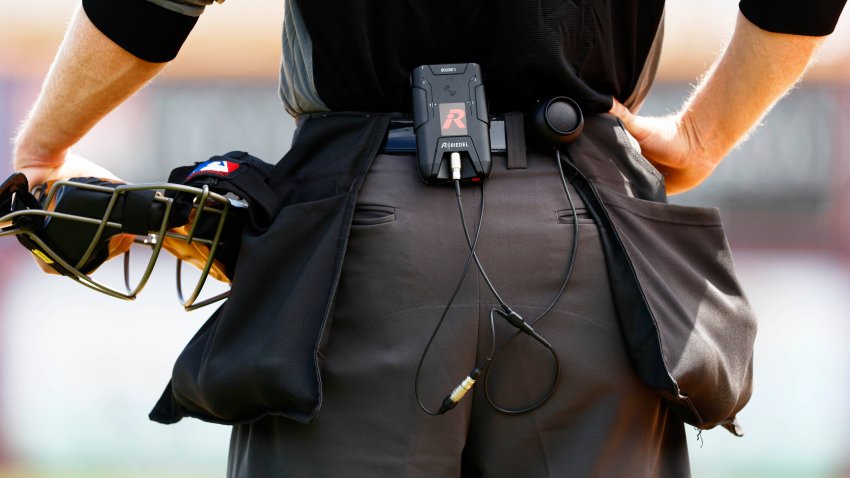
[676,110,734,166]
[12,134,68,172]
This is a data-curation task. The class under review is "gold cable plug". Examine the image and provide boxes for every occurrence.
[438,367,482,414]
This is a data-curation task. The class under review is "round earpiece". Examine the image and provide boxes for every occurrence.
[532,96,584,145]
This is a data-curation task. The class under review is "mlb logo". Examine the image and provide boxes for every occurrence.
[188,160,240,179]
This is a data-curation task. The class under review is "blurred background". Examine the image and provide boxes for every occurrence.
[1,1,849,477]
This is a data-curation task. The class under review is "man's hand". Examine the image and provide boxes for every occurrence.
[14,150,123,189]
[609,99,719,195]
[11,146,129,274]
[611,12,826,195]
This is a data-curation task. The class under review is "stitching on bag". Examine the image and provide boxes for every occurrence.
[584,174,628,188]
[604,202,721,227]
[613,118,665,185]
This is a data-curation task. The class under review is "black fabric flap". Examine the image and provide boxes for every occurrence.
[560,115,756,434]
[152,113,391,425]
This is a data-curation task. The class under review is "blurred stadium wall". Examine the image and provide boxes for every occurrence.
[1,1,850,477]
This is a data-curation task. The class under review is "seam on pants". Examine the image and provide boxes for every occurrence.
[527,377,552,477]
[475,180,483,360]
[472,179,483,448]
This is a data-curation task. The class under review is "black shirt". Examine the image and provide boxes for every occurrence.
[296,0,664,115]
[83,0,846,114]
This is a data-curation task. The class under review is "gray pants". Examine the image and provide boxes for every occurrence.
[227,151,689,477]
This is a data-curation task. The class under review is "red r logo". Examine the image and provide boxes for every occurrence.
[442,108,466,130]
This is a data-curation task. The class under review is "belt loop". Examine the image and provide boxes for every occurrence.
[504,112,527,170]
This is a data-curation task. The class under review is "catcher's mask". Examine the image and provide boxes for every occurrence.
[0,172,242,310]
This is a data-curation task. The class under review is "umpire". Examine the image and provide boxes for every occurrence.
[12,1,845,477]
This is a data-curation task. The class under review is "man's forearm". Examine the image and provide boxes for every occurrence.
[13,5,165,173]
[613,11,830,194]
[679,13,825,175]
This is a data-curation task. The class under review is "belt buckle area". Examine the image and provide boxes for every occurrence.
[382,118,508,153]
[383,119,416,153]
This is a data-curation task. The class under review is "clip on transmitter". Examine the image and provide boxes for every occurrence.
[411,63,491,185]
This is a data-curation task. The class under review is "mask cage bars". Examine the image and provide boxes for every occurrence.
[0,179,232,311]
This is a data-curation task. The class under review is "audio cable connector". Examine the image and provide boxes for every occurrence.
[438,367,482,414]
[450,152,462,181]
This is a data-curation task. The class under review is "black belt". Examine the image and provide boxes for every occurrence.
[382,118,510,153]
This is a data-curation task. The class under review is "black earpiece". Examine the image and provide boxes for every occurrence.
[531,96,584,145]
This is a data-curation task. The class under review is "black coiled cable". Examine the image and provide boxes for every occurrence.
[415,148,581,415]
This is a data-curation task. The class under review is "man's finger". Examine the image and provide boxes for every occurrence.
[609,98,651,142]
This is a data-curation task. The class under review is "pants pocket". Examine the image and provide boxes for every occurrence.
[351,204,396,226]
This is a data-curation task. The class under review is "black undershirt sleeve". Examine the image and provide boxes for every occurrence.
[82,0,199,63]
[739,0,846,36]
